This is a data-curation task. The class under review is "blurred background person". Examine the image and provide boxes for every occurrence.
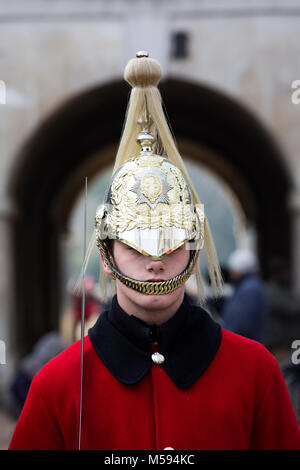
[60,275,104,344]
[221,249,269,344]
[4,332,66,420]
[205,265,233,322]
[4,275,104,420]
[266,256,300,424]
[265,256,300,360]
[282,354,300,426]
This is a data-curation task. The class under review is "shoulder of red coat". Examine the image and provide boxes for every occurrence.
[33,336,94,386]
[219,328,277,367]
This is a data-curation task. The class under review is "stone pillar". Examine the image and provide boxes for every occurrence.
[289,189,300,295]
[0,195,17,397]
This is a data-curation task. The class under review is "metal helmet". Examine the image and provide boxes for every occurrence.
[95,116,204,295]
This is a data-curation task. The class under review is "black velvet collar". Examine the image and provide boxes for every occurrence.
[88,295,222,389]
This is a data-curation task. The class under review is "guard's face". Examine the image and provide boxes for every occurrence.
[112,240,190,281]
[101,240,192,323]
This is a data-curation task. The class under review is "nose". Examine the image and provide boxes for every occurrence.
[146,259,165,275]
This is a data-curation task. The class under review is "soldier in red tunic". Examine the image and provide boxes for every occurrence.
[9,52,300,451]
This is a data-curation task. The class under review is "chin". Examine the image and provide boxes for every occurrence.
[128,287,184,312]
[115,279,186,324]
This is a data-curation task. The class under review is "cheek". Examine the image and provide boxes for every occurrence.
[115,251,144,275]
[168,251,190,273]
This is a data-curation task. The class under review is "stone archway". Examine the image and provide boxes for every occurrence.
[8,78,292,355]
[162,79,291,271]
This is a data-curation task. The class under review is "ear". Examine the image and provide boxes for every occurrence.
[99,252,113,277]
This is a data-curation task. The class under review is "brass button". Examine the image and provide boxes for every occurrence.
[151,352,165,364]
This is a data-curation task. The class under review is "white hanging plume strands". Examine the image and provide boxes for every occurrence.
[112,54,223,301]
[78,176,88,451]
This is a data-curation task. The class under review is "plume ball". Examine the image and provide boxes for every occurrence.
[124,57,162,88]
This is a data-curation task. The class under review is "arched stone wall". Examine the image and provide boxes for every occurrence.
[8,78,292,355]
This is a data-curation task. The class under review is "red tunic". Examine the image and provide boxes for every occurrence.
[9,328,300,450]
